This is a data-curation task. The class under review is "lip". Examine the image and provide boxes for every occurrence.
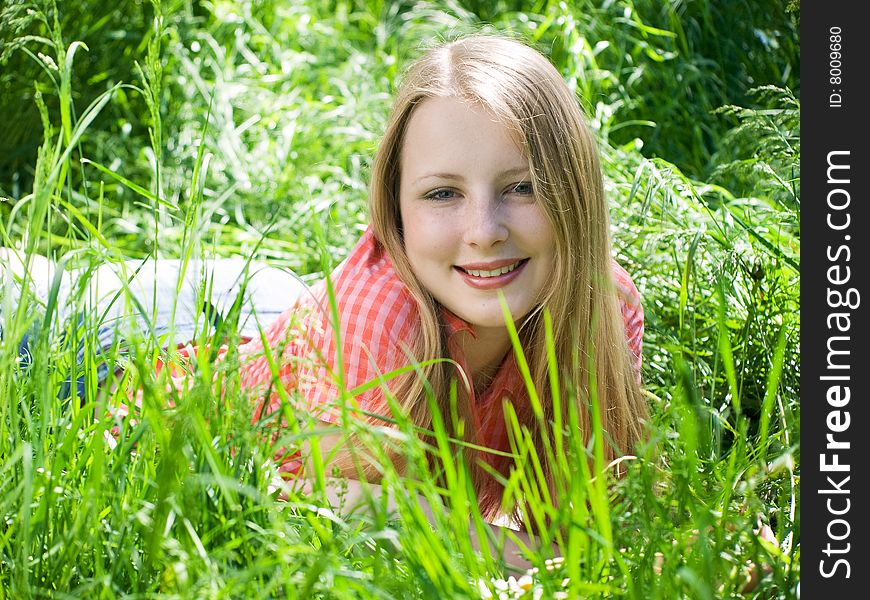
[454,258,529,290]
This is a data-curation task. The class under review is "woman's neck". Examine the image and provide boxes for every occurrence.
[454,326,512,395]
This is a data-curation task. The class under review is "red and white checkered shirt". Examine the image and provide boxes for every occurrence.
[235,225,643,476]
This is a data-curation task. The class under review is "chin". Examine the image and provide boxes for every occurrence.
[475,306,535,329]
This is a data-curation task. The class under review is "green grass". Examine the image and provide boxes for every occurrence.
[1,1,799,598]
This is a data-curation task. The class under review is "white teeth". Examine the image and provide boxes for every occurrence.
[464,261,522,278]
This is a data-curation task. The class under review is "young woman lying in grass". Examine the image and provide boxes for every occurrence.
[230,33,648,569]
[4,33,647,573]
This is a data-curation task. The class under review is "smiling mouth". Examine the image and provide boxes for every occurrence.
[456,259,528,278]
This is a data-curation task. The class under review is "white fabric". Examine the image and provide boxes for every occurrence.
[2,250,306,347]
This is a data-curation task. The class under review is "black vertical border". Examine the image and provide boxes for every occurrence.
[801,2,868,596]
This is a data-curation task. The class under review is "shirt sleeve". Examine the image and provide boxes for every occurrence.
[298,277,419,427]
[236,303,349,426]
[237,231,418,430]
[611,260,644,383]
[235,262,417,480]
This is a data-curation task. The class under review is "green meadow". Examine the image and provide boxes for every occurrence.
[0,1,799,598]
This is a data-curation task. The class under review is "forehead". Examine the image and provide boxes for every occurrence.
[399,96,527,179]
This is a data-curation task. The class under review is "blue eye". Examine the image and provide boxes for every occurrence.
[424,188,456,201]
[510,182,534,195]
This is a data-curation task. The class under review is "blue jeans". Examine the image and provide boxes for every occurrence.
[2,255,306,400]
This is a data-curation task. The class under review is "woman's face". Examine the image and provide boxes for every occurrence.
[398,96,556,334]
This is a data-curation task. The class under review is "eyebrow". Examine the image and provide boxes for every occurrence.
[412,166,530,185]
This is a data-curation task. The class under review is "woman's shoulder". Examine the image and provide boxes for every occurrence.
[238,226,418,401]
[609,258,642,308]
[333,226,406,296]
[273,226,418,420]
[609,258,643,378]
[329,226,419,355]
[253,226,418,354]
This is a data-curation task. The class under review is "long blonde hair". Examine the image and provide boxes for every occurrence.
[364,34,647,523]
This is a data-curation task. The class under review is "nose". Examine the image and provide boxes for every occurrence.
[462,194,508,248]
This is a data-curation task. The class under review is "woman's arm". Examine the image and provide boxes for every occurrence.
[293,476,541,572]
[292,425,554,572]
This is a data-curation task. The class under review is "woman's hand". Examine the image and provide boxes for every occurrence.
[272,474,543,572]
